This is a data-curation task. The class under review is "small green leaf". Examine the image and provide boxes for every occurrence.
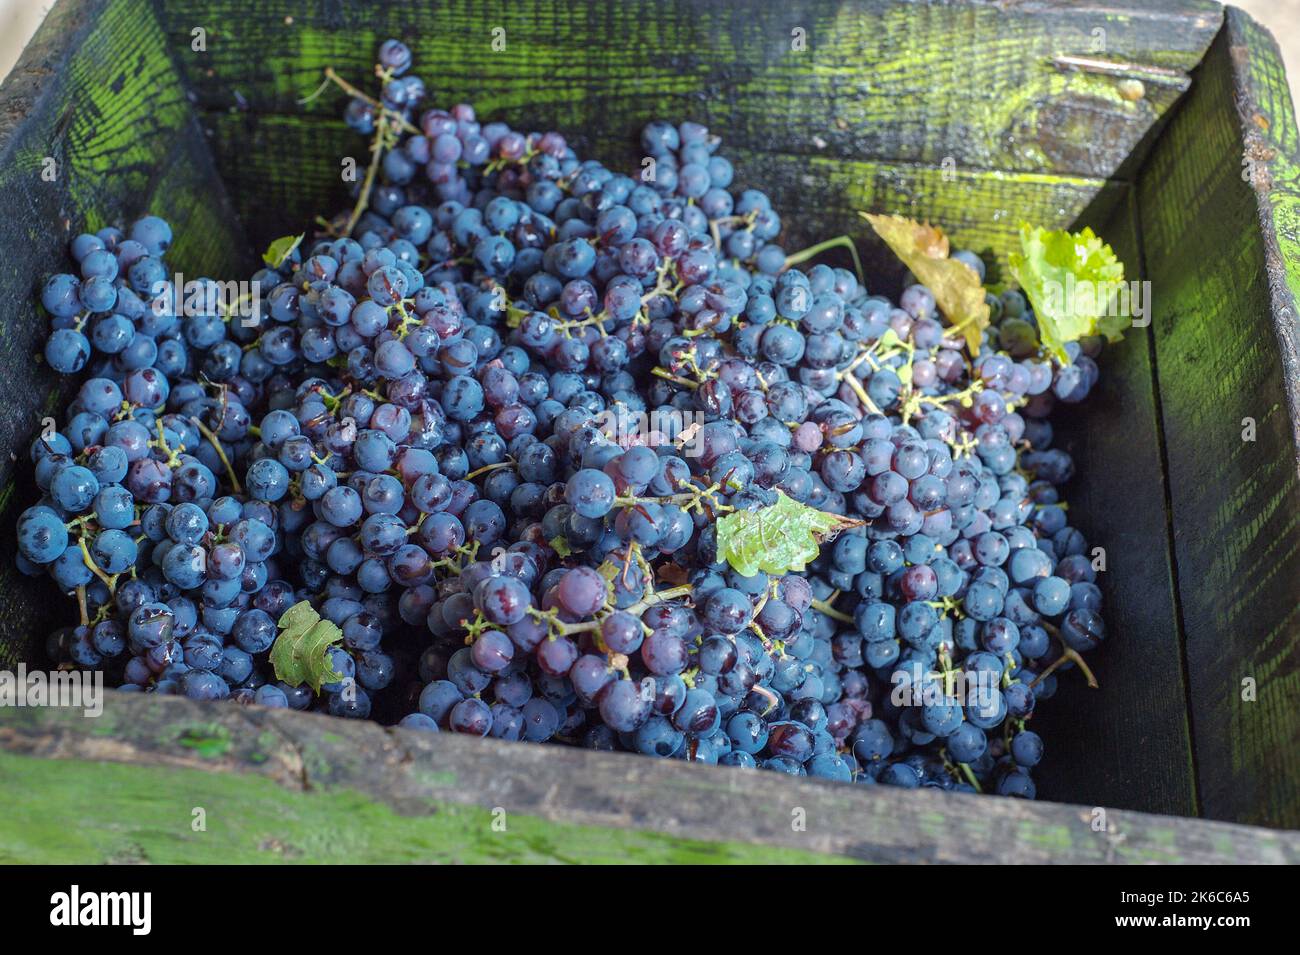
[270,600,346,693]
[717,491,863,578]
[263,233,305,269]
[1007,224,1129,363]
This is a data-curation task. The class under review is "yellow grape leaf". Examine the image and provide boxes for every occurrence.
[861,213,990,355]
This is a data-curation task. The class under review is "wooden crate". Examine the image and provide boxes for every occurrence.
[0,0,1297,862]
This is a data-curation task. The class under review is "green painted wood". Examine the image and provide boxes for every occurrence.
[1137,8,1300,828]
[160,0,1221,180]
[0,0,252,665]
[3,695,1298,863]
[0,753,859,864]
[1029,189,1198,817]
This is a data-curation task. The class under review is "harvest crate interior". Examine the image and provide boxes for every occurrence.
[0,0,1297,862]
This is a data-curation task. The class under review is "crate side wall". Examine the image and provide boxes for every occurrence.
[1138,13,1300,828]
[0,0,252,663]
[156,0,1222,181]
[1029,189,1199,816]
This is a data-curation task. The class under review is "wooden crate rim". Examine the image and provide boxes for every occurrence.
[3,693,1299,864]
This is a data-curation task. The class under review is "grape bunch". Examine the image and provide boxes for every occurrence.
[15,39,1112,799]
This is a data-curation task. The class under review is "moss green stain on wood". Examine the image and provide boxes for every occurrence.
[62,5,186,200]
[0,0,243,271]
[7,695,1300,863]
[0,752,859,865]
[1136,11,1300,827]
[165,0,1220,180]
[175,723,234,759]
[1232,11,1300,410]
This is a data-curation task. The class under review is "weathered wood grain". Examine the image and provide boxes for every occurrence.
[0,0,252,666]
[2,695,1297,864]
[1137,9,1300,827]
[161,0,1221,180]
[1030,190,1199,817]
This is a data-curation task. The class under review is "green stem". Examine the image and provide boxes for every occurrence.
[189,416,243,494]
[77,538,117,595]
[318,67,420,134]
[784,234,865,286]
[651,367,699,390]
[75,585,89,627]
[810,598,855,625]
[464,459,515,482]
[841,369,883,415]
[529,584,694,638]
[345,115,390,237]
[1030,622,1100,689]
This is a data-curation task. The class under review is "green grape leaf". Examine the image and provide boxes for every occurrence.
[1007,224,1129,363]
[263,233,305,269]
[270,600,346,693]
[717,491,864,578]
[861,213,989,356]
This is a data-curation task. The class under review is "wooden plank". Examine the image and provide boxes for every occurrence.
[203,112,1125,282]
[1137,10,1300,827]
[1,695,1296,863]
[163,0,1221,180]
[1029,190,1199,817]
[0,0,252,666]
